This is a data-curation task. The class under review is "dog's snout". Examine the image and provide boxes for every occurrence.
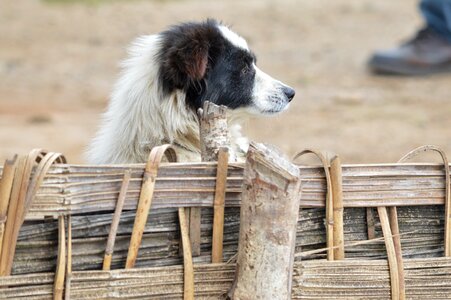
[283,87,295,102]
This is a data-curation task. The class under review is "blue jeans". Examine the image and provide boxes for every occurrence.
[421,0,451,42]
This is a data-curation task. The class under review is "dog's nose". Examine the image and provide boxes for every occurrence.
[283,86,295,102]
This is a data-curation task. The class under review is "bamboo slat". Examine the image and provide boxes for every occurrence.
[330,156,345,260]
[1,162,451,220]
[0,156,28,276]
[211,148,228,263]
[6,205,446,275]
[53,216,66,300]
[397,145,451,257]
[294,258,451,299]
[125,145,176,269]
[178,208,194,300]
[0,156,18,259]
[293,150,335,260]
[388,207,406,300]
[65,216,71,300]
[2,258,451,299]
[102,171,131,270]
[377,207,400,300]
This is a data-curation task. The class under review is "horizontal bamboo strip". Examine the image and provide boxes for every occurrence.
[1,162,450,219]
[294,258,451,299]
[9,206,446,275]
[2,257,451,299]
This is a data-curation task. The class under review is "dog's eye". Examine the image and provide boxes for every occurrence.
[241,65,249,75]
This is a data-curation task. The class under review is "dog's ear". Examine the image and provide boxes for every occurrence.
[159,23,217,91]
[176,41,209,81]
[160,34,209,89]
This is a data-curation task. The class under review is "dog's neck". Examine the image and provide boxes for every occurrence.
[89,87,246,163]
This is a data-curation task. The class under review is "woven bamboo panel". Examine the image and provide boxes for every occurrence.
[1,161,451,299]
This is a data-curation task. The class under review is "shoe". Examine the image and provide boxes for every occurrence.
[368,27,451,75]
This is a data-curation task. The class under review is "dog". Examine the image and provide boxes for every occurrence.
[87,19,295,164]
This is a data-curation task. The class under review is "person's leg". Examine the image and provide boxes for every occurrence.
[443,0,451,42]
[420,0,451,43]
[367,0,451,75]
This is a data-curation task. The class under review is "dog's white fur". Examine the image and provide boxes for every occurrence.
[87,25,290,164]
[87,34,244,163]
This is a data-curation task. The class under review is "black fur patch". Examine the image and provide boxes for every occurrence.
[157,19,257,111]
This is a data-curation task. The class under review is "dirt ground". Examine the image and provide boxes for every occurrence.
[1,0,450,164]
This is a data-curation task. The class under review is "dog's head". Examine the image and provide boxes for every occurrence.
[158,19,295,115]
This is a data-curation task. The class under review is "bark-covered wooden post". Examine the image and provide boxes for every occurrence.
[228,142,301,300]
[199,101,232,161]
[187,101,232,256]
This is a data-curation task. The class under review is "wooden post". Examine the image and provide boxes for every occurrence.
[191,101,232,257]
[228,142,301,300]
[199,102,231,161]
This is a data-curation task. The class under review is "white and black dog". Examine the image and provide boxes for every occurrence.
[87,19,295,163]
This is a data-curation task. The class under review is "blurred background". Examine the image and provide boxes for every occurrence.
[1,0,450,163]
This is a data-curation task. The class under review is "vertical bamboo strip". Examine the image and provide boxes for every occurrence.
[388,207,405,300]
[179,207,191,257]
[3,150,50,275]
[293,149,334,260]
[13,150,41,230]
[377,206,400,300]
[65,216,72,300]
[0,156,26,276]
[445,164,451,257]
[330,155,344,260]
[211,147,229,263]
[398,145,451,256]
[103,170,131,270]
[188,209,201,256]
[126,145,176,269]
[54,216,66,300]
[125,164,158,268]
[178,208,194,300]
[23,152,66,220]
[1,150,65,276]
[366,208,377,240]
[0,156,18,259]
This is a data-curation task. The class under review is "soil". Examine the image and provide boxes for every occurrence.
[1,0,450,164]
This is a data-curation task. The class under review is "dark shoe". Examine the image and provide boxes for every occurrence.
[368,27,451,75]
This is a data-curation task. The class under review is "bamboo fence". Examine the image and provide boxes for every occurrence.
[1,145,451,299]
